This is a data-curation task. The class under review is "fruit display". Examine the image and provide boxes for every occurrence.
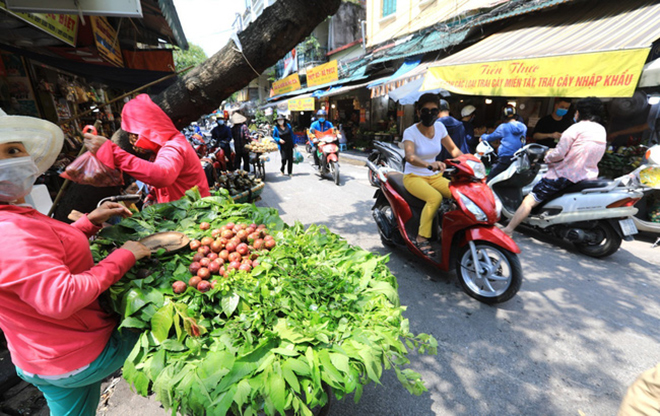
[245,137,278,153]
[90,189,436,416]
[213,170,262,197]
[175,222,275,293]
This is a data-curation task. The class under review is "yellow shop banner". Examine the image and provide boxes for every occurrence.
[288,97,315,112]
[422,49,650,98]
[307,60,338,88]
[273,74,301,96]
[0,1,78,46]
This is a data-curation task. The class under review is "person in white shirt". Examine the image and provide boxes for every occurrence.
[402,93,463,257]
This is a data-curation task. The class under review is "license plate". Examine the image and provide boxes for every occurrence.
[619,218,638,236]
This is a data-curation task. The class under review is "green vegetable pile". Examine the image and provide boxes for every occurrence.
[91,189,437,416]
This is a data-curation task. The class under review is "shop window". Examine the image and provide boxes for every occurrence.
[382,0,396,17]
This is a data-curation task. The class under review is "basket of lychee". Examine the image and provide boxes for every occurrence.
[172,221,277,294]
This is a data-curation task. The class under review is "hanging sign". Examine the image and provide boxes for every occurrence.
[288,97,315,112]
[307,60,339,88]
[91,16,124,67]
[272,73,301,96]
[0,1,78,46]
[422,49,650,98]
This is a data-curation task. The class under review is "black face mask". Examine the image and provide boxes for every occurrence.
[419,108,439,127]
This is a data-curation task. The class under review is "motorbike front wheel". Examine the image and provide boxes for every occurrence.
[455,241,522,304]
[330,161,340,185]
[574,221,622,258]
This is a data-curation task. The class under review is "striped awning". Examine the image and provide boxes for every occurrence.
[370,62,431,99]
[422,0,660,97]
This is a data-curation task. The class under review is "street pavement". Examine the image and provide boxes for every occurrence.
[10,150,659,416]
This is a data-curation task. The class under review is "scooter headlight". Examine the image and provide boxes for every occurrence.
[456,191,488,222]
[465,159,487,180]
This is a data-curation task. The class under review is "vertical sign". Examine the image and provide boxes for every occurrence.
[91,16,124,67]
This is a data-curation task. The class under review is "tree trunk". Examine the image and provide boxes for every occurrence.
[154,0,342,129]
[56,0,341,217]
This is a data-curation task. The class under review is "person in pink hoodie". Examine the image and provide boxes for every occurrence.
[84,94,211,203]
[0,109,151,415]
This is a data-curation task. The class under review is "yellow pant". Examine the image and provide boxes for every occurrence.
[618,363,660,416]
[403,173,451,239]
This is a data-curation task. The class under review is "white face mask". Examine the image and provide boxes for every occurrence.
[278,120,285,125]
[0,157,39,202]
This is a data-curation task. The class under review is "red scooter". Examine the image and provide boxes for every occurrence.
[311,129,341,185]
[368,154,522,304]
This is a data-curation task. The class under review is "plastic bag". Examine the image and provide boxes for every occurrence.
[293,147,303,164]
[60,151,124,187]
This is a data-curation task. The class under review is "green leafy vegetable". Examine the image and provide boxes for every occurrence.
[92,188,437,415]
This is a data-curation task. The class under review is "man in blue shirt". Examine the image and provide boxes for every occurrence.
[309,109,333,167]
[436,99,470,161]
[481,105,527,181]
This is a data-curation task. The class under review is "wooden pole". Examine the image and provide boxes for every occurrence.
[47,65,194,217]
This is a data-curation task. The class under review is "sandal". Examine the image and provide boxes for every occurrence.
[414,240,436,257]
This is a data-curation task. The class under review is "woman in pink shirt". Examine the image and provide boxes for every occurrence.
[83,94,211,204]
[0,109,150,415]
[502,98,607,236]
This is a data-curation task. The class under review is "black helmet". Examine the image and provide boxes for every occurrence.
[503,105,517,118]
[316,109,328,117]
[439,99,450,112]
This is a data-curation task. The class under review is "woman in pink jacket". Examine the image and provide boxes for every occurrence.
[0,109,150,415]
[84,94,211,203]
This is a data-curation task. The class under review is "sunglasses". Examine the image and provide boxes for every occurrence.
[420,108,440,116]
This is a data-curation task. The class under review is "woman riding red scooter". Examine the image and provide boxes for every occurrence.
[369,94,523,304]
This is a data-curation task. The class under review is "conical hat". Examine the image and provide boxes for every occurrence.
[231,112,247,124]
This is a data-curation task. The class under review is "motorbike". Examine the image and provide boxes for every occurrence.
[628,145,660,236]
[474,140,497,174]
[368,154,523,304]
[488,144,645,258]
[367,140,405,187]
[311,129,341,185]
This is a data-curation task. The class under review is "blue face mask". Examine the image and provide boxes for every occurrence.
[319,118,325,123]
[218,120,225,125]
[556,108,568,117]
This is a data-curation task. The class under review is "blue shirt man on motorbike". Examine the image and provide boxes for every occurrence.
[309,109,334,166]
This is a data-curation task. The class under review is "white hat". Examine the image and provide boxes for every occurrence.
[461,105,476,118]
[231,112,247,124]
[0,108,64,174]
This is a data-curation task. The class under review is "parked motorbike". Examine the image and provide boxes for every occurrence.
[368,154,523,304]
[628,145,660,235]
[474,140,497,174]
[367,140,405,187]
[488,144,644,258]
[311,129,341,185]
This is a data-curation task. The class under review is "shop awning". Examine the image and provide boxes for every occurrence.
[640,58,660,88]
[389,77,449,105]
[422,0,660,98]
[370,62,430,98]
[367,56,422,89]
[317,81,372,98]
